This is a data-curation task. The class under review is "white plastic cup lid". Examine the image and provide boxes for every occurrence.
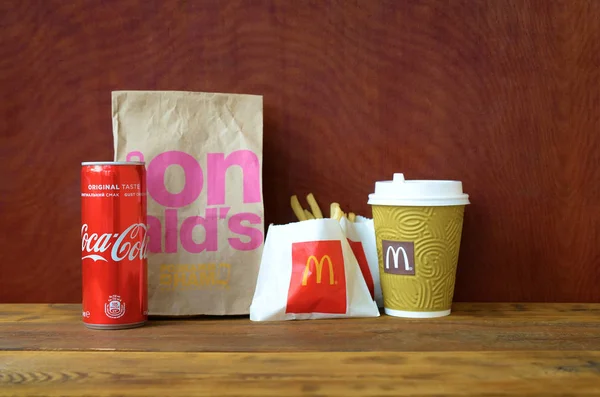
[367,173,470,207]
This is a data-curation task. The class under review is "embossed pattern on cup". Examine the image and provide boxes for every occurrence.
[372,205,465,312]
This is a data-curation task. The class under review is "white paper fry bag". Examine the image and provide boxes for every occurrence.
[250,219,380,321]
[340,216,384,308]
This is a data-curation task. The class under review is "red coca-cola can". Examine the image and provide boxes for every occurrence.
[80,161,148,329]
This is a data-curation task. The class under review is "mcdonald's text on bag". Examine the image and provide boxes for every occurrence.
[125,149,263,254]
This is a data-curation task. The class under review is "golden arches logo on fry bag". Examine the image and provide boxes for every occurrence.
[286,240,347,314]
[302,255,334,286]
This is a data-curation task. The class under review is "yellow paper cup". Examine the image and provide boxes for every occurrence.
[368,173,469,318]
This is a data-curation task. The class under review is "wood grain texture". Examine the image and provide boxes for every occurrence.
[2,304,600,396]
[2,304,600,352]
[0,0,599,303]
[2,351,600,396]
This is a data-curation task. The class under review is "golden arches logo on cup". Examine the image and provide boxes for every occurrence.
[382,240,415,276]
[302,255,335,286]
[286,240,347,314]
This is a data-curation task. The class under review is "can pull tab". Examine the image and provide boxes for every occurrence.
[393,173,406,183]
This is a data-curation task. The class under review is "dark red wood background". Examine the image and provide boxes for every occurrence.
[1,0,598,303]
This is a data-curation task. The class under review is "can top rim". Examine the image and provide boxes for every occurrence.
[81,161,145,166]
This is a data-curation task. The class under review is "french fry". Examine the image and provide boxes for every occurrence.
[331,207,338,220]
[332,206,345,221]
[291,195,307,221]
[304,209,315,220]
[335,203,345,221]
[306,193,324,219]
[293,194,357,223]
[330,202,340,218]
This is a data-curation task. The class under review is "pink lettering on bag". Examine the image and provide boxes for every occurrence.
[180,208,218,253]
[228,212,263,251]
[126,151,145,163]
[126,149,263,254]
[147,215,162,253]
[207,150,261,205]
[147,151,203,208]
[164,209,179,253]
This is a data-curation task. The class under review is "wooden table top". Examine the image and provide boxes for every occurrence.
[1,303,600,396]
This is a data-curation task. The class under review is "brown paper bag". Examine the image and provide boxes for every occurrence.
[112,90,264,315]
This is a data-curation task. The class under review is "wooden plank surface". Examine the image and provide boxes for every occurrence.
[2,303,600,353]
[1,351,600,397]
[2,304,600,396]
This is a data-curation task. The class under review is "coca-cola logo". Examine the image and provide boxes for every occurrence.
[81,223,149,262]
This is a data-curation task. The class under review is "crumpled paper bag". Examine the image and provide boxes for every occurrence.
[112,90,264,316]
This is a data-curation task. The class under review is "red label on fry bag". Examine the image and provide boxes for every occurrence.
[348,239,375,300]
[285,240,347,314]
